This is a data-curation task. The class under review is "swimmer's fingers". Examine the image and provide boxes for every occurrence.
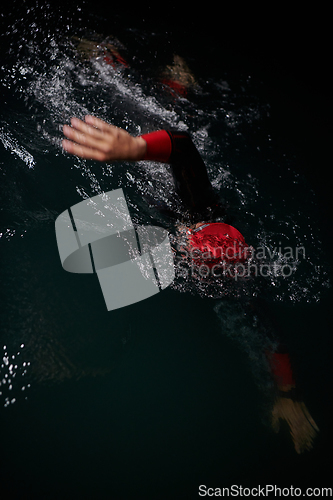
[84,115,117,132]
[62,125,103,152]
[70,116,117,137]
[62,139,108,161]
[62,125,110,160]
[64,117,113,142]
[62,116,147,162]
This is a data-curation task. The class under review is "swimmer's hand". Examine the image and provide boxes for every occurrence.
[271,391,319,454]
[62,115,147,162]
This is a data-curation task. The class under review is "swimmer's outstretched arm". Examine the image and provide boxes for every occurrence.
[62,115,197,164]
[63,115,217,215]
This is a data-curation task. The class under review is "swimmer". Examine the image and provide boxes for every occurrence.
[62,116,220,219]
[62,115,319,453]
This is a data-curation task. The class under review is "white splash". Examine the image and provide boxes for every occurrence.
[0,128,35,168]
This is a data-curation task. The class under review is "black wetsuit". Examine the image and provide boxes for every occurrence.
[147,129,299,401]
[142,129,224,222]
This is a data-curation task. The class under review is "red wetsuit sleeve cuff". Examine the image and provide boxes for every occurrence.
[268,352,296,386]
[140,130,172,163]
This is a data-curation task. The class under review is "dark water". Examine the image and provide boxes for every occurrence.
[1,2,332,498]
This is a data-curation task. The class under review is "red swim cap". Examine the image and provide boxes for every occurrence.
[188,223,250,268]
